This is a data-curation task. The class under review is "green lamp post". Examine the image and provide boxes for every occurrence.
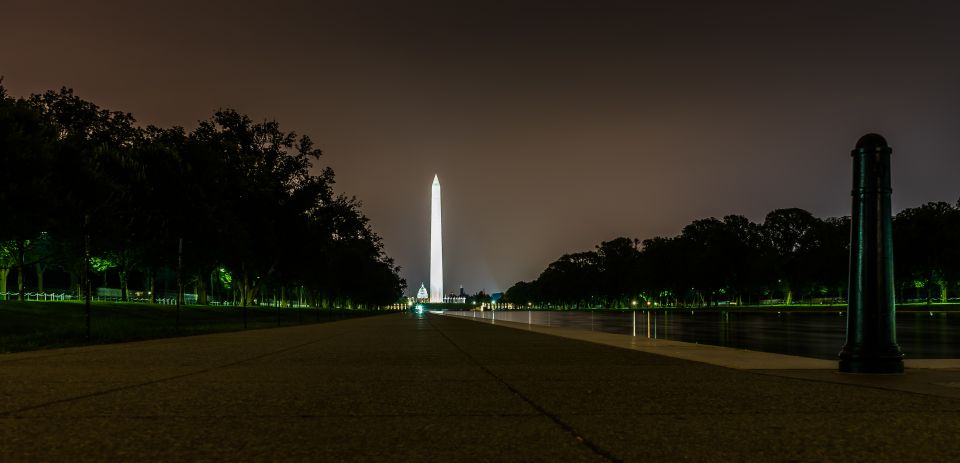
[839,134,904,374]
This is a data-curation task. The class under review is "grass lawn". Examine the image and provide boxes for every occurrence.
[0,300,384,353]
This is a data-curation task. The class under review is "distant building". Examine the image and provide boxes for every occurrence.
[416,283,429,302]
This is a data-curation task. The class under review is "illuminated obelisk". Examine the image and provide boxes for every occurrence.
[430,175,443,303]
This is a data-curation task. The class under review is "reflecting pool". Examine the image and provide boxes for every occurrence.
[446,310,960,359]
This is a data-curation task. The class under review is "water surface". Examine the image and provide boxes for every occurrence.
[447,310,960,359]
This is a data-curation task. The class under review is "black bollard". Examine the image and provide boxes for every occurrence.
[839,134,903,374]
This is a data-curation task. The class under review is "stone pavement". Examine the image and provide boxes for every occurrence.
[2,312,960,462]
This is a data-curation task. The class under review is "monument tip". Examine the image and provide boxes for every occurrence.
[433,174,439,184]
[855,133,889,151]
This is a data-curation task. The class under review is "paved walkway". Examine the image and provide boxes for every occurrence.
[2,313,960,461]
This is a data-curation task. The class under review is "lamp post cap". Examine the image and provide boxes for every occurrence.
[855,133,889,151]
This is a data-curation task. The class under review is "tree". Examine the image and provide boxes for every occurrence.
[718,215,767,304]
[594,237,641,307]
[536,251,599,308]
[28,88,141,303]
[636,236,687,306]
[803,216,849,301]
[25,232,55,293]
[761,208,822,304]
[0,84,57,300]
[504,280,538,306]
[304,194,404,308]
[894,202,960,303]
[135,126,193,303]
[0,85,412,312]
[189,109,324,307]
[0,241,14,298]
[680,218,732,305]
[468,291,491,305]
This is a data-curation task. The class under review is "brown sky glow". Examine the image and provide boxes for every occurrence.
[3,0,959,293]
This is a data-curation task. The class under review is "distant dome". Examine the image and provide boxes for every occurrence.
[855,133,888,150]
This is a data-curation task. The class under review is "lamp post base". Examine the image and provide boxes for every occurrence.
[839,346,904,374]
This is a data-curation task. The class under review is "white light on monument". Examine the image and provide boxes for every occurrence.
[430,175,443,302]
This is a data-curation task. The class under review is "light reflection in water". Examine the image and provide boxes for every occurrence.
[448,310,960,360]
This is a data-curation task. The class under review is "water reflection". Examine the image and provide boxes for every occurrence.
[448,310,960,359]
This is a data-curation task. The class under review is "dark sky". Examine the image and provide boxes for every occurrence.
[3,0,959,294]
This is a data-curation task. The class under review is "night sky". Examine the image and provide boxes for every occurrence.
[3,1,959,294]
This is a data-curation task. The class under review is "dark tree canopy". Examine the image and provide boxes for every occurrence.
[505,203,960,308]
[0,85,404,307]
[894,202,960,303]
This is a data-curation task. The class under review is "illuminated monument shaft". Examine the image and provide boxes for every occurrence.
[430,175,443,302]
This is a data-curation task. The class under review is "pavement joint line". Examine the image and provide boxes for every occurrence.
[0,326,360,418]
[427,315,624,463]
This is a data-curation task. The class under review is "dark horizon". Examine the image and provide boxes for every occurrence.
[3,0,959,293]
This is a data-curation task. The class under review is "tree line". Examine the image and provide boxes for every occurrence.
[0,84,405,308]
[505,204,960,308]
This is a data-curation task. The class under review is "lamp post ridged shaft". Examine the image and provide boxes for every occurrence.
[839,134,903,374]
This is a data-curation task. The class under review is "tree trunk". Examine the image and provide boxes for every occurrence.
[149,270,157,304]
[242,273,249,307]
[16,239,26,301]
[241,271,249,328]
[120,270,128,301]
[176,237,183,307]
[0,268,9,299]
[196,273,208,305]
[16,266,24,301]
[68,271,77,298]
[35,263,46,293]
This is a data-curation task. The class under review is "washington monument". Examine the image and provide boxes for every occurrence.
[430,175,443,302]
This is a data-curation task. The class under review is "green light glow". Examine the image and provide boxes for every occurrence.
[90,257,116,272]
[219,268,233,288]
